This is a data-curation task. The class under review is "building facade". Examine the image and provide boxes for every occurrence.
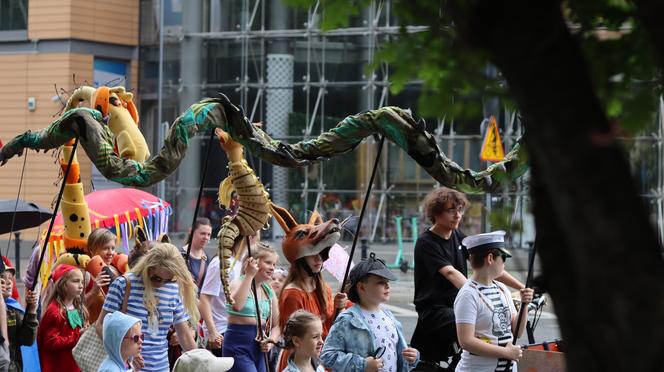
[0,0,139,240]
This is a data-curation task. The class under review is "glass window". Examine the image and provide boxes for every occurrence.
[0,0,27,31]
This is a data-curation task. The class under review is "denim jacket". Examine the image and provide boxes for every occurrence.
[320,304,419,372]
[282,354,325,372]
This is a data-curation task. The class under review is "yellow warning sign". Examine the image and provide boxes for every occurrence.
[480,116,505,162]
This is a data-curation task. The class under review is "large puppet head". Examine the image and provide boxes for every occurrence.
[270,204,341,264]
[66,85,150,162]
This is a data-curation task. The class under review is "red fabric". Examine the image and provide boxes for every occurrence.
[2,256,20,301]
[37,301,82,372]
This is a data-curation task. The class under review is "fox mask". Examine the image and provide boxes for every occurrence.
[270,204,341,264]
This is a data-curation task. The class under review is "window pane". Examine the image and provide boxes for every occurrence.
[0,0,27,31]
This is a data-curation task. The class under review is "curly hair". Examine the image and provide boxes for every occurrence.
[130,243,200,332]
[282,310,321,349]
[423,187,468,224]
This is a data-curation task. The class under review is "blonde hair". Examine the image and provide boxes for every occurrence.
[130,243,200,331]
[43,268,88,321]
[241,242,278,275]
[87,228,116,256]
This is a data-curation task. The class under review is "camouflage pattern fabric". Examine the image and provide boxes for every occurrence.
[0,94,526,193]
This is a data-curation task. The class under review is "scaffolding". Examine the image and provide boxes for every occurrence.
[138,0,664,247]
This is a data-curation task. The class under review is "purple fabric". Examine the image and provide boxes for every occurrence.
[24,244,41,290]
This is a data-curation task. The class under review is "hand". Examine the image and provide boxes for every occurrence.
[259,338,273,353]
[94,273,111,292]
[503,343,522,361]
[168,331,180,347]
[520,288,534,305]
[402,347,418,364]
[334,292,348,309]
[132,354,145,370]
[364,357,383,372]
[209,332,223,349]
[25,289,38,313]
[245,257,259,278]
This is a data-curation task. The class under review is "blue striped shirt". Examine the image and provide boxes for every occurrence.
[103,273,189,372]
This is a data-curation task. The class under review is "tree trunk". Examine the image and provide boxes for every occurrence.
[449,1,664,370]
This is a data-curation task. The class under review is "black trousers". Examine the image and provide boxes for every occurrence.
[411,306,458,363]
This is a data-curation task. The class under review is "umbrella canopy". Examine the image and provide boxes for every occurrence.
[48,188,171,254]
[0,200,53,235]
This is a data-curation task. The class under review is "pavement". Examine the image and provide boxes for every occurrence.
[2,235,561,346]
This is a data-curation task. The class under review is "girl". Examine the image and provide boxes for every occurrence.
[37,264,87,372]
[282,310,325,372]
[85,227,117,323]
[96,243,199,372]
[181,217,212,289]
[223,243,281,372]
[270,267,287,297]
[454,231,534,372]
[99,312,143,372]
[277,245,347,371]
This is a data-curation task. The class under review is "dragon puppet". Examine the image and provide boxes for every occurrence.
[37,85,145,282]
[0,88,527,295]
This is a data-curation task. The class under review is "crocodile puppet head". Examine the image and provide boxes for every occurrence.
[67,85,150,162]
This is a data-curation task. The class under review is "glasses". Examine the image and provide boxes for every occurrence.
[444,207,466,215]
[149,274,175,284]
[493,252,509,262]
[124,333,145,343]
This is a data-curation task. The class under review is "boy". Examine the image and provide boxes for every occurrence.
[1,260,38,372]
[321,253,419,372]
[99,311,143,372]
[453,231,533,372]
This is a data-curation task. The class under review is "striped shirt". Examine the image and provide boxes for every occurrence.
[103,273,189,372]
[454,280,517,372]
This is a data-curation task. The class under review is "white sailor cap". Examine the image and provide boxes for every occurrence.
[462,230,512,257]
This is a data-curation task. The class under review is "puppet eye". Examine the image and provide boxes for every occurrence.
[294,230,307,240]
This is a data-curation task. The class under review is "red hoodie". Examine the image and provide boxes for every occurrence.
[37,301,82,372]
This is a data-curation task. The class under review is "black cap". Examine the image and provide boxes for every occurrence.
[347,253,396,302]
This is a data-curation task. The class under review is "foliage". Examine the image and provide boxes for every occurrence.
[284,0,662,133]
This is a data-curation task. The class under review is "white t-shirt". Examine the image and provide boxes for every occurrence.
[360,308,398,372]
[454,280,517,372]
[200,256,242,337]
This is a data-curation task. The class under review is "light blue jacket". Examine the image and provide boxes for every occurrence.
[281,354,325,372]
[320,304,419,372]
[99,312,141,372]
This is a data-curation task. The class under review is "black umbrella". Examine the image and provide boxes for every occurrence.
[0,199,53,235]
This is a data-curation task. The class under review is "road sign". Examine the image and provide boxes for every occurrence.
[480,116,505,162]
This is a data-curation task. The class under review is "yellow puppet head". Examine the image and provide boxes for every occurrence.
[92,86,150,162]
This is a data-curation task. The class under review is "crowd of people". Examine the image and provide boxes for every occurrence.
[0,187,534,372]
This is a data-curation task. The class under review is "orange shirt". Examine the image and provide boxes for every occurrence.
[278,286,334,371]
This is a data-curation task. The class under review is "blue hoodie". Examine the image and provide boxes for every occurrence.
[99,312,141,372]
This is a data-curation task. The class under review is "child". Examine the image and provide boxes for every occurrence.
[37,264,87,372]
[267,267,288,371]
[282,310,325,372]
[1,261,38,372]
[270,267,288,297]
[453,231,534,372]
[223,243,281,372]
[321,253,419,372]
[99,311,143,372]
